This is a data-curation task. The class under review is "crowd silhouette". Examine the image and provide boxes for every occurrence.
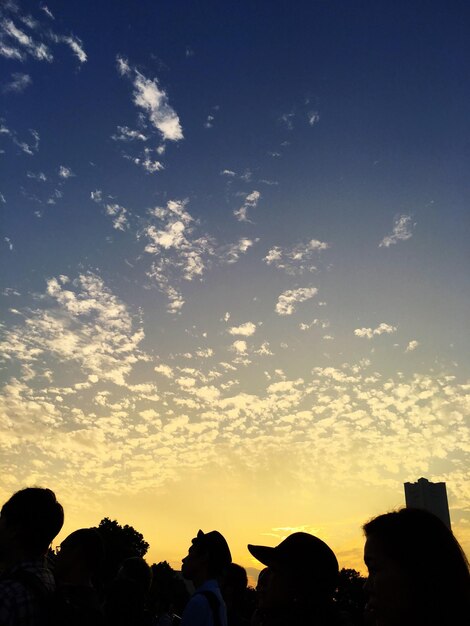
[0,487,469,626]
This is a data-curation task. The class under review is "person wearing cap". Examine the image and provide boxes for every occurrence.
[248,532,343,626]
[181,530,232,626]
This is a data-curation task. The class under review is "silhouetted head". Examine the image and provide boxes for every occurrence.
[363,508,470,626]
[221,562,248,608]
[182,529,232,584]
[55,527,104,583]
[247,532,339,610]
[0,487,64,561]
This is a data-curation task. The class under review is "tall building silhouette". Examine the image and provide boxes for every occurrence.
[404,477,451,528]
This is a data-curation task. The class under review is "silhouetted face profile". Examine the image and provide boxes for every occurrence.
[181,541,206,581]
[363,534,413,626]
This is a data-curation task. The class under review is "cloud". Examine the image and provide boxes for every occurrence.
[0,7,86,66]
[0,123,39,155]
[264,239,330,274]
[219,237,258,264]
[3,72,31,93]
[0,272,146,387]
[0,17,52,61]
[379,215,415,247]
[221,169,236,177]
[58,165,74,179]
[154,364,174,377]
[41,6,54,20]
[231,340,248,354]
[61,35,87,63]
[143,199,215,312]
[275,287,318,316]
[105,204,129,231]
[354,323,397,339]
[228,322,257,337]
[115,57,182,172]
[234,190,261,222]
[131,67,183,142]
[406,340,419,352]
[112,126,148,142]
[308,111,320,125]
[280,112,295,130]
[27,171,47,182]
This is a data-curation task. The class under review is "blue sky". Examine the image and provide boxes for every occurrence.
[1,0,469,572]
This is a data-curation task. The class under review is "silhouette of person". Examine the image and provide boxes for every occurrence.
[220,563,249,626]
[181,529,232,626]
[54,527,105,625]
[0,487,64,626]
[247,532,341,626]
[363,507,470,626]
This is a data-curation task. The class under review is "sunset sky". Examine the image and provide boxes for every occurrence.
[1,0,469,579]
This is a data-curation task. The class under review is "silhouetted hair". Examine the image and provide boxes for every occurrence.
[224,562,248,592]
[1,487,64,556]
[363,508,470,624]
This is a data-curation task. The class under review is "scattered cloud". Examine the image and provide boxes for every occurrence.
[275,287,318,316]
[234,190,261,222]
[143,199,214,312]
[354,323,397,339]
[379,215,415,247]
[105,204,129,231]
[406,340,419,352]
[264,239,330,274]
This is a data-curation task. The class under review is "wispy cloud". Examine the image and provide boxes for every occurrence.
[379,215,414,247]
[219,238,258,264]
[3,72,31,93]
[354,323,397,339]
[234,190,261,222]
[276,287,318,316]
[264,239,329,274]
[0,6,86,65]
[0,122,39,155]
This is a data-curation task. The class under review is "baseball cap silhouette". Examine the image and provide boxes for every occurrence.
[248,532,338,592]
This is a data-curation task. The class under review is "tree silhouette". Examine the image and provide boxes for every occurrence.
[334,568,366,625]
[97,517,150,584]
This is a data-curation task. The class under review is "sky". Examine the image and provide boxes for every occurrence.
[1,0,469,579]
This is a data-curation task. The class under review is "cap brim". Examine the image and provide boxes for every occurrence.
[247,544,278,567]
